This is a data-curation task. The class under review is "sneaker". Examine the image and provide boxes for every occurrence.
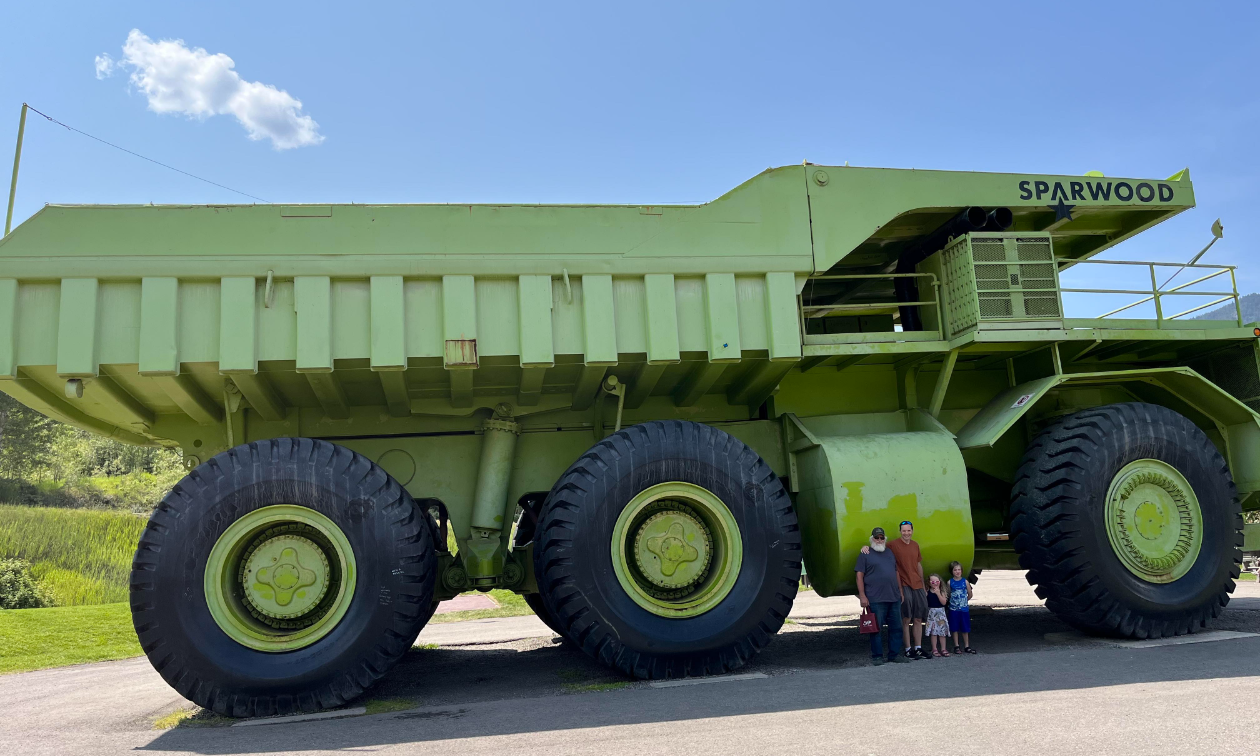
[904,648,916,660]
[890,655,911,664]
[872,657,887,666]
[918,648,933,660]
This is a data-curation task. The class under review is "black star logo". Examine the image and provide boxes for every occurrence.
[1047,199,1075,222]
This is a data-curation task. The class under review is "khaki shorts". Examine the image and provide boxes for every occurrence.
[901,587,928,621]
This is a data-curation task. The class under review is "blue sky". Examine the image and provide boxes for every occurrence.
[2,1,1257,306]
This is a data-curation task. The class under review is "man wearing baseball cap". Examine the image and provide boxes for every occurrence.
[854,526,909,665]
[862,520,929,660]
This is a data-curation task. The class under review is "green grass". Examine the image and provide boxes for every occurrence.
[1239,572,1257,582]
[0,602,141,673]
[153,709,197,730]
[555,666,632,693]
[561,681,631,693]
[364,697,418,715]
[427,589,534,623]
[153,707,231,729]
[0,505,145,605]
[78,472,179,511]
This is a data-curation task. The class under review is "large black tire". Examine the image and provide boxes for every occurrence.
[1010,403,1242,638]
[131,439,437,717]
[511,496,568,638]
[534,420,801,678]
[522,593,567,638]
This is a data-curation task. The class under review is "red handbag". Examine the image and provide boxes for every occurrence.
[858,609,879,634]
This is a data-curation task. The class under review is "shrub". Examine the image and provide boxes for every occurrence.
[0,478,49,507]
[0,558,53,609]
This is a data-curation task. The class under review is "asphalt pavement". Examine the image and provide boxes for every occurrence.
[2,572,1258,755]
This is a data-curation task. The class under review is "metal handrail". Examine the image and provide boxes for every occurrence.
[799,271,944,339]
[805,273,942,280]
[800,300,936,312]
[1058,259,1235,268]
[1056,258,1242,326]
[1060,288,1236,297]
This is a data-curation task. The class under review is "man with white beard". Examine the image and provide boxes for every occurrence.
[855,527,909,665]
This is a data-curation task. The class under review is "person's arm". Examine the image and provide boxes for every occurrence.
[860,545,869,555]
[967,581,974,601]
[856,572,869,607]
[917,560,924,588]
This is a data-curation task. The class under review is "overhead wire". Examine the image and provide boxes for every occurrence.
[24,103,269,203]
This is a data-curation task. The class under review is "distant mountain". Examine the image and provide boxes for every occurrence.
[1192,292,1260,324]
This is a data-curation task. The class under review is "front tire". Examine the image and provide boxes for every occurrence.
[131,439,437,717]
[1010,403,1242,638]
[534,420,801,679]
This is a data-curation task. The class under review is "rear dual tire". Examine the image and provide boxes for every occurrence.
[533,420,801,678]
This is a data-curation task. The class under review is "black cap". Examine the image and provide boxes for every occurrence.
[871,527,886,538]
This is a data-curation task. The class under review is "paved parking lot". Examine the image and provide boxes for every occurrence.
[2,572,1258,755]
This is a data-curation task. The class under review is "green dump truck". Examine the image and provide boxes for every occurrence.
[2,164,1257,716]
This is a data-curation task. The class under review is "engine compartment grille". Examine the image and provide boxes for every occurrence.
[927,233,1064,338]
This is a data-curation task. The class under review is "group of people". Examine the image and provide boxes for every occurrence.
[854,521,976,664]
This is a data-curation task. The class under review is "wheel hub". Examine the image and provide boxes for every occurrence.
[204,505,356,651]
[610,482,743,618]
[241,529,330,622]
[1104,459,1203,584]
[634,509,712,592]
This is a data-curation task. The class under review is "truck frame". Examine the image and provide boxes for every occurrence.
[1,163,1257,716]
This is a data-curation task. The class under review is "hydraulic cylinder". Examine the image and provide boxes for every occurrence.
[461,416,521,586]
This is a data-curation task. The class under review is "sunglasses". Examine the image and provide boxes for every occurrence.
[899,521,913,527]
[872,535,886,540]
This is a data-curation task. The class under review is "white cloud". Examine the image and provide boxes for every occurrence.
[94,54,115,79]
[103,30,323,150]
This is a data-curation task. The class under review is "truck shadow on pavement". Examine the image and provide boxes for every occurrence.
[140,600,1260,753]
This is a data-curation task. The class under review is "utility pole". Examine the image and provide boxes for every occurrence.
[4,102,28,237]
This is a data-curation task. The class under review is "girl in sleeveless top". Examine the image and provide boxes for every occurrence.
[926,574,950,657]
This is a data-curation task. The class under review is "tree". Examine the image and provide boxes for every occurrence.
[0,393,61,480]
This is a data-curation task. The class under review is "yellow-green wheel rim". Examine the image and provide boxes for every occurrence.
[1103,459,1203,584]
[204,505,357,652]
[610,482,742,618]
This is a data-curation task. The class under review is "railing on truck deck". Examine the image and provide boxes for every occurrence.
[798,259,1246,347]
[798,272,942,345]
[1058,259,1244,327]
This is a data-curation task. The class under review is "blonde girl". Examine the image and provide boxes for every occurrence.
[925,573,951,657]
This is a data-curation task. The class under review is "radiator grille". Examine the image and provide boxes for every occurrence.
[929,233,1063,338]
[1188,347,1260,413]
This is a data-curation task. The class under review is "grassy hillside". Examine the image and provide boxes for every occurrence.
[0,505,144,605]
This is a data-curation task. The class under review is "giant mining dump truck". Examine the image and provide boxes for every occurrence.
[2,164,1258,716]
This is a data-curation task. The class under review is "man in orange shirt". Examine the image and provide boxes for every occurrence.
[865,520,929,659]
[889,521,928,659]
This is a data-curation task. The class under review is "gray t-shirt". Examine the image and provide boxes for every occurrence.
[854,548,901,604]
